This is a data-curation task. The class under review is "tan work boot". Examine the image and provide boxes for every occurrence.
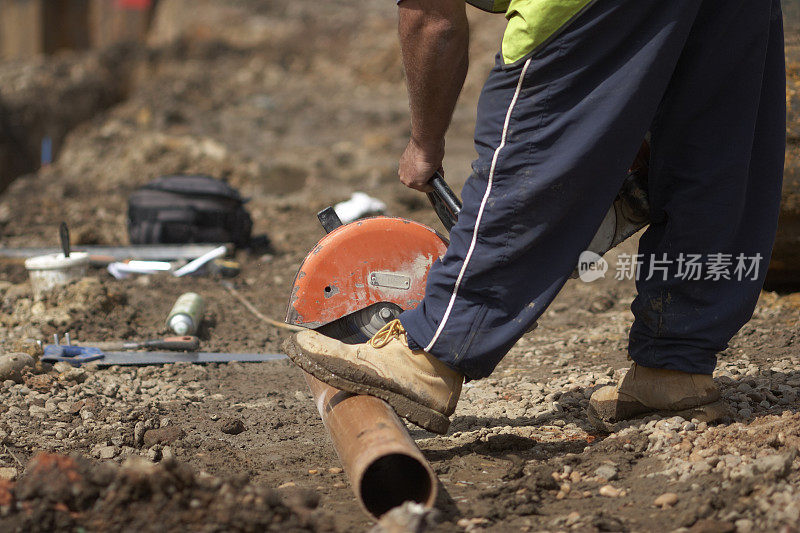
[284,320,463,434]
[588,363,731,432]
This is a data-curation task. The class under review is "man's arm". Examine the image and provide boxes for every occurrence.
[397,0,469,192]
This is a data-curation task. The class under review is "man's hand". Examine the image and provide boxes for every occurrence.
[397,0,468,192]
[399,138,443,192]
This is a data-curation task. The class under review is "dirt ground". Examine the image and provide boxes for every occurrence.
[1,1,800,531]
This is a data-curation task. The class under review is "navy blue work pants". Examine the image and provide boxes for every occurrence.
[400,0,786,379]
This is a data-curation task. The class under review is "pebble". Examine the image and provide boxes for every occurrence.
[654,492,678,508]
[0,467,17,481]
[370,501,435,533]
[95,445,117,459]
[146,446,162,462]
[220,418,245,435]
[599,485,622,498]
[328,467,343,474]
[594,465,618,481]
[134,421,145,447]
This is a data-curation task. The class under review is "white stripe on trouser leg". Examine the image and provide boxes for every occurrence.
[425,57,533,353]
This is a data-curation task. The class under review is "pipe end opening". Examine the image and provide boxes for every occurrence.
[360,453,435,518]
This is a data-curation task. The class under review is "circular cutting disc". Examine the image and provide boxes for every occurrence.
[317,302,403,344]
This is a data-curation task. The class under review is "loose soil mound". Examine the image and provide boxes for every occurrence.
[0,453,332,532]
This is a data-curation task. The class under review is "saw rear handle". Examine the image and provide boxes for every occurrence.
[317,172,463,234]
[427,172,462,231]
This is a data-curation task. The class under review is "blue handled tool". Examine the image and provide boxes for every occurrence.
[41,332,287,367]
[42,334,104,366]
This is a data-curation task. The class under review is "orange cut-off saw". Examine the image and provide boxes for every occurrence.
[286,143,651,343]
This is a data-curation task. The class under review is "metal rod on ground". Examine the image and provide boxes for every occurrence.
[221,280,303,332]
[303,372,438,519]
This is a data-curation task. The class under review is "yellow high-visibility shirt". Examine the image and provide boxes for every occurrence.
[467,0,597,65]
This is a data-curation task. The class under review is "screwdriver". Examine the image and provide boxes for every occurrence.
[76,336,200,352]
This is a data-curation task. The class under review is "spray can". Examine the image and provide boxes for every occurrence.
[166,292,204,336]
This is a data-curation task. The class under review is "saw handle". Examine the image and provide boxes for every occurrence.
[120,336,200,351]
[141,336,200,351]
[427,172,462,232]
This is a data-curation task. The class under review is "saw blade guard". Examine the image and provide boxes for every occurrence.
[285,216,448,331]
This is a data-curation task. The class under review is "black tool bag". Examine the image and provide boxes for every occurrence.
[128,175,253,247]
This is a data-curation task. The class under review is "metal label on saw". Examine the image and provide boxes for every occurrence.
[369,271,411,290]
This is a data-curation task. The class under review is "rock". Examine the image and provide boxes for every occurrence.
[11,339,43,359]
[595,465,618,481]
[734,519,754,533]
[96,445,117,460]
[599,485,622,497]
[146,446,162,462]
[134,421,146,447]
[0,467,17,481]
[457,518,490,530]
[689,519,735,533]
[654,492,679,508]
[754,452,795,479]
[53,362,74,373]
[58,366,87,383]
[161,446,175,462]
[220,418,245,435]
[368,501,438,533]
[143,426,186,447]
[0,353,34,383]
[29,405,48,418]
[328,467,343,475]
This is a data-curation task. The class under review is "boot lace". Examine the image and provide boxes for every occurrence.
[368,319,406,348]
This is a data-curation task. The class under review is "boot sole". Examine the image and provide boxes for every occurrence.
[283,338,451,435]
[587,399,732,433]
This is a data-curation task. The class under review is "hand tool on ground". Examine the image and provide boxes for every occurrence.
[107,260,173,279]
[76,336,200,351]
[84,351,287,366]
[43,334,104,365]
[44,333,284,366]
[42,339,285,368]
[0,244,232,265]
[172,245,227,277]
[285,141,650,342]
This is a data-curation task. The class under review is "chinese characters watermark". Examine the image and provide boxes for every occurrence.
[578,251,763,283]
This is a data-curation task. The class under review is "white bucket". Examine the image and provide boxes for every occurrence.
[24,252,90,296]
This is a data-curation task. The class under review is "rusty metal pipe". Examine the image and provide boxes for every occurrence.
[303,372,438,518]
